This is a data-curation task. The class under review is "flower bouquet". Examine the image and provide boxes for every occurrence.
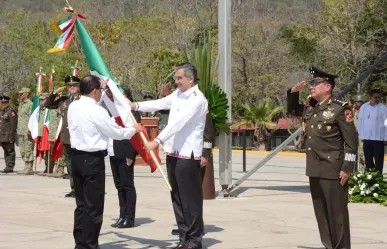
[348,168,387,206]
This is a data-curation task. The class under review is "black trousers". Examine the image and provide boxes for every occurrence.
[167,155,203,248]
[363,140,385,174]
[64,144,75,191]
[309,177,350,249]
[109,156,136,221]
[1,142,15,169]
[72,149,106,249]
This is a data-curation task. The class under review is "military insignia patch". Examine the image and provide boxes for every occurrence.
[326,125,332,132]
[323,110,334,119]
[345,110,353,122]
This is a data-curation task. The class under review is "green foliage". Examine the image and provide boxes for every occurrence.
[348,168,387,206]
[185,31,230,134]
[239,99,283,129]
[204,85,230,135]
[185,31,218,92]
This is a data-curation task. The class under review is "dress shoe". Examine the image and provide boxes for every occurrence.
[174,241,185,249]
[182,245,202,249]
[65,191,75,198]
[117,218,134,228]
[111,217,124,228]
[171,228,179,235]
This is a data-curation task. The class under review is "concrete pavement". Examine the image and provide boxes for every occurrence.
[0,149,386,249]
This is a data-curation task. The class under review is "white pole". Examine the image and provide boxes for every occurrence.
[218,0,233,197]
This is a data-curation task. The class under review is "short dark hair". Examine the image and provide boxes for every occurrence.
[80,75,101,95]
[370,89,382,96]
[123,87,134,102]
[175,63,199,84]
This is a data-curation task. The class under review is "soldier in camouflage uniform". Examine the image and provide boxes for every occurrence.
[45,76,80,198]
[17,88,35,175]
[287,67,358,249]
[47,108,65,177]
[37,93,50,175]
[0,95,17,173]
[352,94,366,171]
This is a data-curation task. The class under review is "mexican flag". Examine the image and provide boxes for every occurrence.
[51,118,63,161]
[48,8,160,173]
[38,69,54,155]
[38,108,51,154]
[28,72,45,143]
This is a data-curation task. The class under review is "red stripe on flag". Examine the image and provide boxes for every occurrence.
[114,116,159,173]
[51,133,63,161]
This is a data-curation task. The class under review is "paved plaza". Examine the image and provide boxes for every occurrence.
[0,149,386,249]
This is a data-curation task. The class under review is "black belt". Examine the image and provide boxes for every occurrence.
[72,148,107,158]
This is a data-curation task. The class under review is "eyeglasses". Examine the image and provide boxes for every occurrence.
[308,79,326,87]
[173,75,185,81]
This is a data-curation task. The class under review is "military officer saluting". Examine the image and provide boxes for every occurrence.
[0,94,17,173]
[45,75,80,198]
[287,67,358,249]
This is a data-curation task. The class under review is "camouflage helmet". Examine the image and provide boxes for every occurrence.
[354,94,366,102]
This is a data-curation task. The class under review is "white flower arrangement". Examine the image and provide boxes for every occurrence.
[348,168,387,206]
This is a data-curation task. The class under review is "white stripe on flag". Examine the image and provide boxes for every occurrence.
[90,71,135,127]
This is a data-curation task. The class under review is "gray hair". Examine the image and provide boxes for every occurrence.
[175,63,198,84]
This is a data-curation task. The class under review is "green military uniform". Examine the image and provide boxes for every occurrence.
[16,88,35,175]
[0,96,17,173]
[352,94,366,170]
[201,112,216,186]
[36,93,51,175]
[43,109,60,174]
[44,75,80,196]
[47,108,65,177]
[287,67,358,249]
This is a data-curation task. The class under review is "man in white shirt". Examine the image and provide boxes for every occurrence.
[358,89,387,174]
[67,75,141,249]
[129,63,208,249]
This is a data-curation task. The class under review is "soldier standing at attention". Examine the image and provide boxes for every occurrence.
[0,94,17,173]
[37,93,51,175]
[47,107,65,177]
[17,88,35,175]
[45,76,80,198]
[287,67,358,249]
[352,94,366,170]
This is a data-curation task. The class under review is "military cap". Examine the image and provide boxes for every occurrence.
[40,93,50,100]
[354,94,366,102]
[19,87,30,94]
[65,76,81,85]
[309,66,338,87]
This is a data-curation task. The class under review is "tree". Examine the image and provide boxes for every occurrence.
[238,99,283,150]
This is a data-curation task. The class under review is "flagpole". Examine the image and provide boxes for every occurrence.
[34,67,43,174]
[126,112,172,191]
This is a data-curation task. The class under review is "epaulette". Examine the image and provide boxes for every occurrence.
[332,99,348,106]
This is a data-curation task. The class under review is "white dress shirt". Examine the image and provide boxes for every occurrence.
[68,96,136,152]
[358,102,387,141]
[136,85,208,160]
